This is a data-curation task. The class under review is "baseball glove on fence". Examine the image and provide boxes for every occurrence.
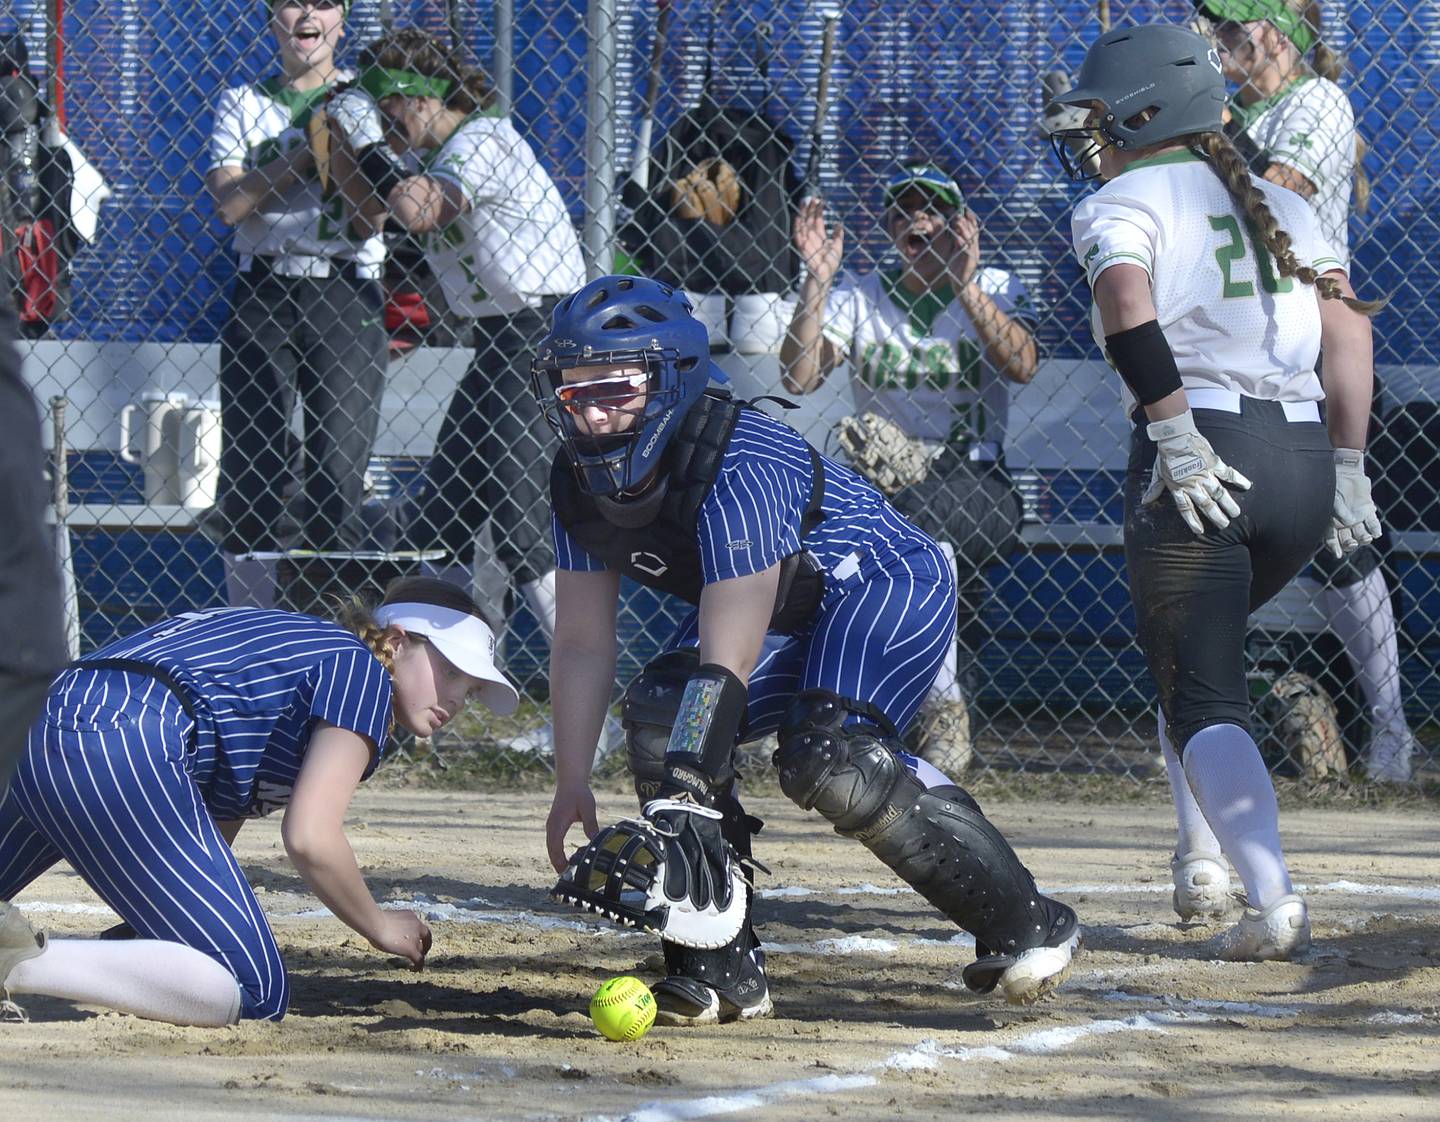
[835,412,942,495]
[1261,670,1348,781]
[671,157,741,226]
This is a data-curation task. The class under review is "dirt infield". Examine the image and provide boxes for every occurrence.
[5,784,1438,1121]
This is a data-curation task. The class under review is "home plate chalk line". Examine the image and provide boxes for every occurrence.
[581,1000,1231,1122]
[18,878,1437,938]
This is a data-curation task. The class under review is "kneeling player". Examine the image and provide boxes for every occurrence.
[538,275,1080,1024]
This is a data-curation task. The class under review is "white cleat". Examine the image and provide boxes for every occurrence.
[1210,893,1311,962]
[1171,851,1233,922]
[1365,724,1418,784]
[0,901,47,1023]
[998,927,1082,1005]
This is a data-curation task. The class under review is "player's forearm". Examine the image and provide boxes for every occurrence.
[550,640,618,785]
[283,826,388,944]
[696,566,781,683]
[209,150,311,227]
[1318,273,1375,450]
[958,283,1039,384]
[780,277,834,393]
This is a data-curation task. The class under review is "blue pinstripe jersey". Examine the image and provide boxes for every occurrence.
[554,407,936,584]
[76,607,393,819]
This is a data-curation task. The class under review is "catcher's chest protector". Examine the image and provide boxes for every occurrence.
[552,391,825,631]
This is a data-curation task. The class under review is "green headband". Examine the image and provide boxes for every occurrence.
[1199,0,1317,55]
[358,66,454,102]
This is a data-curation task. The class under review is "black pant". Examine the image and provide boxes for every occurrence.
[216,265,388,553]
[1123,400,1333,751]
[406,305,558,584]
[887,449,1021,644]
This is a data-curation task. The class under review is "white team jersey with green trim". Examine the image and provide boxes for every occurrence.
[209,74,383,277]
[821,266,1035,454]
[422,112,585,318]
[1231,76,1355,267]
[1072,151,1342,408]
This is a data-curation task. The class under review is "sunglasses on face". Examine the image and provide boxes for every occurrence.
[555,372,649,415]
[277,0,345,12]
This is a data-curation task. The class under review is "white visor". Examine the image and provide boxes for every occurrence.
[374,602,520,716]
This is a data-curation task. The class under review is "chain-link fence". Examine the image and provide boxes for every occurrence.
[12,0,1438,783]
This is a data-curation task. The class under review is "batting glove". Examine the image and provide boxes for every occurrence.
[326,86,386,151]
[1142,410,1253,536]
[1325,448,1383,557]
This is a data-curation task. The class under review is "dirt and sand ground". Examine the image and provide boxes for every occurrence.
[4,781,1438,1121]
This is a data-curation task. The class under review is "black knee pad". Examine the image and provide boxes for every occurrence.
[621,648,700,804]
[773,687,1058,955]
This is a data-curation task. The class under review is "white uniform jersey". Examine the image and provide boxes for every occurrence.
[1230,76,1355,267]
[422,111,586,318]
[821,266,1036,459]
[209,74,384,278]
[1072,150,1343,408]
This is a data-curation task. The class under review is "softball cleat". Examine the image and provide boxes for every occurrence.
[997,924,1083,1005]
[1210,893,1310,962]
[0,901,47,1023]
[1171,851,1234,921]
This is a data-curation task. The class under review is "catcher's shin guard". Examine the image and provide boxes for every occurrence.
[773,690,1075,986]
[656,922,772,1025]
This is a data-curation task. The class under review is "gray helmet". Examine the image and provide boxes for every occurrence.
[1049,24,1226,152]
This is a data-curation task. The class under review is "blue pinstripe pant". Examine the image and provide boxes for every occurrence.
[0,670,288,1020]
[669,539,959,740]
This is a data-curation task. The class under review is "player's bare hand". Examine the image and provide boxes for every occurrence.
[944,209,981,291]
[547,780,599,874]
[370,910,431,971]
[793,197,844,285]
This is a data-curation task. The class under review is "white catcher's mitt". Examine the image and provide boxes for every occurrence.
[835,412,942,495]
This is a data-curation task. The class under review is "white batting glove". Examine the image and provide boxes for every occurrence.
[1142,411,1253,536]
[326,87,385,151]
[1325,448,1383,558]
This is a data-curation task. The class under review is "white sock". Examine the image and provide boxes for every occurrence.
[8,938,243,1027]
[1321,568,1409,732]
[925,542,963,705]
[520,570,558,645]
[1182,724,1294,910]
[1158,708,1221,859]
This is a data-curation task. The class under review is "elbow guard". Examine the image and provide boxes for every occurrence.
[355,142,407,206]
[1105,319,1183,406]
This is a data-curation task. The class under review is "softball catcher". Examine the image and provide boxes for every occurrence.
[538,276,1079,1023]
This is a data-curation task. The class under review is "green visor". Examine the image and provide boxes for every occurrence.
[358,66,454,102]
[1197,0,1316,55]
[883,165,965,212]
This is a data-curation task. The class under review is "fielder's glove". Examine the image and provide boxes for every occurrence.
[1142,410,1253,535]
[1325,448,1383,558]
[1262,671,1347,781]
[552,797,748,949]
[671,157,741,226]
[835,411,941,495]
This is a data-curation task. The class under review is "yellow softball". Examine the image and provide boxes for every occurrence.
[589,976,657,1042]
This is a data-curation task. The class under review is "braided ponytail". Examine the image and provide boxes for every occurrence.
[1197,131,1384,316]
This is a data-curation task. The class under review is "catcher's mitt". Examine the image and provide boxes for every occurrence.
[835,412,942,495]
[671,157,741,226]
[307,109,333,194]
[1261,670,1347,780]
[551,798,748,949]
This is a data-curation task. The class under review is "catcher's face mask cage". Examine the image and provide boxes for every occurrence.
[1047,23,1228,181]
[532,274,717,498]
